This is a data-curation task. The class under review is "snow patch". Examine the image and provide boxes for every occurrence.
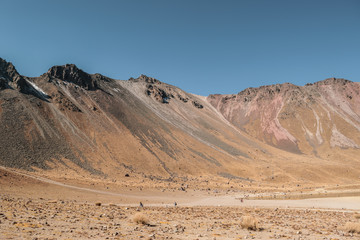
[26,80,49,98]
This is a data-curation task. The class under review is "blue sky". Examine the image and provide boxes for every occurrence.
[1,0,359,95]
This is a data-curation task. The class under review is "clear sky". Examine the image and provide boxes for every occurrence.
[1,0,359,95]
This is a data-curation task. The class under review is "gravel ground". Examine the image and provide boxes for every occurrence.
[1,194,359,240]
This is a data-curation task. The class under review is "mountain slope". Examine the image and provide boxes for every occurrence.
[1,57,360,185]
[207,78,360,156]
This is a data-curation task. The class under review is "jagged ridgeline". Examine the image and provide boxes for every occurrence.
[1,57,360,183]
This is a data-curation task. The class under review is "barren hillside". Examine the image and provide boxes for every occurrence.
[1,57,359,185]
[208,79,360,155]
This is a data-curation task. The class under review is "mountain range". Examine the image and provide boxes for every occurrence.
[1,57,359,185]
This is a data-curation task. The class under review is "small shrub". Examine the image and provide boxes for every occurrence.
[354,213,360,219]
[241,215,258,231]
[343,222,360,233]
[132,212,149,225]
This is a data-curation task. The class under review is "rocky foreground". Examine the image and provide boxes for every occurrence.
[0,194,359,240]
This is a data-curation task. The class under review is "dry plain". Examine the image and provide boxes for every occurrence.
[1,167,360,240]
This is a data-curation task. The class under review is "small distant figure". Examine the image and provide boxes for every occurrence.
[240,198,244,203]
[139,202,144,208]
[174,202,177,207]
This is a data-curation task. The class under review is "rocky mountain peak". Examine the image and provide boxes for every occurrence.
[130,74,160,84]
[213,82,300,104]
[0,58,19,80]
[47,64,88,80]
[0,58,28,91]
[0,58,15,73]
[46,64,99,90]
[311,78,352,86]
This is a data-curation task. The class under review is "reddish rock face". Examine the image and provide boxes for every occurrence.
[207,78,360,154]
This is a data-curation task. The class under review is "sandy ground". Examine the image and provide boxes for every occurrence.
[1,167,360,239]
[188,195,360,210]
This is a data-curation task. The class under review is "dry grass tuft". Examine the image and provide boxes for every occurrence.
[354,213,360,219]
[241,215,259,231]
[343,222,360,233]
[132,212,149,225]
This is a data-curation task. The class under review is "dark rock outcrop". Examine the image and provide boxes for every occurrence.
[46,64,112,90]
[146,84,173,103]
[0,58,29,92]
[130,74,160,84]
[192,100,203,109]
